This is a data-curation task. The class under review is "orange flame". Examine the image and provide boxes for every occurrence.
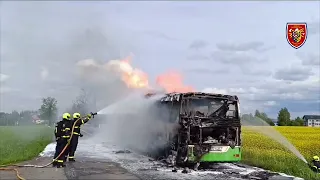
[118,55,194,93]
[156,70,195,93]
[118,55,149,89]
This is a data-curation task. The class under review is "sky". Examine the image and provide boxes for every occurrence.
[0,1,319,118]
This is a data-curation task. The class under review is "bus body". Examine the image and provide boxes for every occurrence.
[148,92,242,165]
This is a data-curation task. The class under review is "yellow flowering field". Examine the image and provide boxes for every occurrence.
[242,126,320,180]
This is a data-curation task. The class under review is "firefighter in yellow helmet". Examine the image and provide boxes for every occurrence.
[66,112,94,162]
[311,156,320,173]
[53,112,72,168]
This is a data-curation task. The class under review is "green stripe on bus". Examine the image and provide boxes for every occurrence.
[188,147,241,162]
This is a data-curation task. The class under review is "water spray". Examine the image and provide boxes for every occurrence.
[242,116,308,164]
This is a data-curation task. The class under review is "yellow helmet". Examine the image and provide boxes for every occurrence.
[62,113,71,120]
[73,112,81,119]
[313,156,319,161]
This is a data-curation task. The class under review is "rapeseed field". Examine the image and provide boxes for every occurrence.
[242,126,320,180]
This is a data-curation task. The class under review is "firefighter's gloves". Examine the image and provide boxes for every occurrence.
[80,134,83,137]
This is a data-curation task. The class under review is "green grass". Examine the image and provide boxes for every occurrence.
[0,126,53,165]
[242,126,320,180]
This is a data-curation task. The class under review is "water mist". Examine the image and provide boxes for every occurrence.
[94,92,175,155]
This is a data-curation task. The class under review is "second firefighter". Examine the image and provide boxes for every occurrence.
[65,112,93,162]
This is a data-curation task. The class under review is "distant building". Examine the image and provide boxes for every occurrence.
[32,114,40,123]
[303,115,320,127]
[271,119,278,126]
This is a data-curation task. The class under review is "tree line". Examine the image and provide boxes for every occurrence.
[0,97,58,126]
[0,89,95,126]
[241,107,304,126]
[1,89,305,127]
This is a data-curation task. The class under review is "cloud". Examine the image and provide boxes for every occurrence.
[211,50,266,64]
[185,67,229,74]
[263,101,278,106]
[296,52,320,66]
[142,30,179,41]
[216,41,266,52]
[273,66,314,81]
[201,77,319,116]
[0,87,19,94]
[0,74,10,82]
[0,1,319,119]
[189,40,209,50]
[202,87,228,94]
[308,20,320,35]
[0,2,139,112]
[240,67,272,76]
[40,67,49,80]
[186,54,211,61]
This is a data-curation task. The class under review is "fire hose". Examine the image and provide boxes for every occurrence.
[0,112,97,180]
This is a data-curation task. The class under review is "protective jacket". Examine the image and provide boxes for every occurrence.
[313,160,320,168]
[54,121,64,140]
[53,119,70,167]
[72,116,91,136]
[55,120,70,140]
[66,115,93,161]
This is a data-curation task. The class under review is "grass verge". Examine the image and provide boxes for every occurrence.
[242,126,320,180]
[0,125,53,165]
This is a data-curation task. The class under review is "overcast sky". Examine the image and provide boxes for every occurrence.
[0,1,319,118]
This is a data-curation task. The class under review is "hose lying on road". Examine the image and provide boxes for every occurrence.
[0,167,25,180]
[0,117,83,180]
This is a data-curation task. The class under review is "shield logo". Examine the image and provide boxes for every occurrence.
[286,23,307,49]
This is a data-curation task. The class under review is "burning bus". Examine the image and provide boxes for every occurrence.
[145,92,242,166]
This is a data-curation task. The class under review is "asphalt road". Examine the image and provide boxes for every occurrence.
[0,157,298,180]
[37,139,301,180]
[1,137,302,180]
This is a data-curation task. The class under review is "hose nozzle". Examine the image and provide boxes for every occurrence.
[90,112,97,118]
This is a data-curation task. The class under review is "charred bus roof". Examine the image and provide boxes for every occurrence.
[158,92,239,102]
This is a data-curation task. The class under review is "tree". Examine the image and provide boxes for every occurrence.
[254,110,275,126]
[290,116,304,126]
[9,110,20,126]
[69,89,90,116]
[39,97,58,126]
[277,107,291,126]
[19,110,37,125]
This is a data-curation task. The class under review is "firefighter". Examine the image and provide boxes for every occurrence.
[52,113,71,168]
[311,156,320,173]
[66,112,93,162]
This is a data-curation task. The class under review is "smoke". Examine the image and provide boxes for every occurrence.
[0,1,137,113]
[93,92,178,154]
[1,1,183,153]
[74,58,140,112]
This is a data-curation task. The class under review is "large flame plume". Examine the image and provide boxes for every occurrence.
[117,55,149,89]
[156,71,195,93]
[76,55,194,93]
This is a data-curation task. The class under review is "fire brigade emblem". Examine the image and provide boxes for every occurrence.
[286,23,307,49]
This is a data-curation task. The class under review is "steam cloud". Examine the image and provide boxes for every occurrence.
[92,93,179,154]
[1,1,136,112]
[76,59,177,154]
